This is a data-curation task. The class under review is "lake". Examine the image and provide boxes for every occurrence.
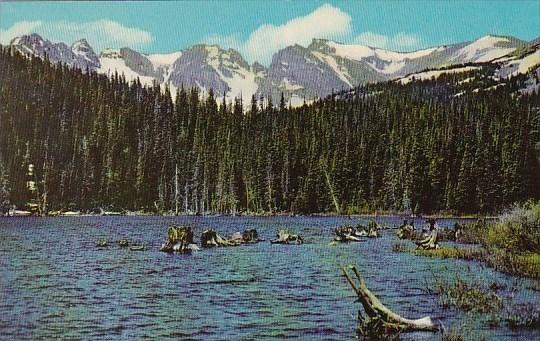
[1,216,539,340]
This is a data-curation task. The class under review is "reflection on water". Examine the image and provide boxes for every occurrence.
[0,216,539,340]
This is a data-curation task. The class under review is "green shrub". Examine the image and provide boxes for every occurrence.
[484,202,540,253]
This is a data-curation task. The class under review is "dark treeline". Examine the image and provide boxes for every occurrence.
[1,46,539,215]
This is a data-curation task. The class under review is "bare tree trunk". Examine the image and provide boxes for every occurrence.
[322,162,340,214]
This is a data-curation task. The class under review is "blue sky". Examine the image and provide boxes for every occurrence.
[1,1,538,64]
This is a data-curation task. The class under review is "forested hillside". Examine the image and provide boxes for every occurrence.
[1,46,539,215]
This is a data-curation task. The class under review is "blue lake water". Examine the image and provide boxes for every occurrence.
[1,216,539,340]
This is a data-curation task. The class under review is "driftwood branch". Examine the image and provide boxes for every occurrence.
[342,265,439,333]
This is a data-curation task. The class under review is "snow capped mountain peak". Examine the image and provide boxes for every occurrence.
[10,33,46,55]
[11,33,100,70]
[9,32,532,106]
[71,38,99,66]
[72,38,91,49]
[166,43,259,99]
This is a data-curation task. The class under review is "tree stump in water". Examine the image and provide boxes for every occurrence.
[271,229,303,244]
[334,225,365,242]
[342,265,439,338]
[416,230,439,250]
[96,240,108,248]
[365,220,380,238]
[229,229,261,244]
[201,229,242,247]
[160,225,199,253]
[242,229,260,243]
[396,225,422,240]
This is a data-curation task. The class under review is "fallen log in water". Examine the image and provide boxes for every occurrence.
[342,265,439,337]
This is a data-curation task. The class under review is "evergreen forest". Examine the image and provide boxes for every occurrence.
[1,46,539,215]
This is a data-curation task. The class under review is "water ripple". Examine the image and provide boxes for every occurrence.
[1,216,539,340]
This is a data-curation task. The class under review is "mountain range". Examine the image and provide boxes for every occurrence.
[7,33,540,104]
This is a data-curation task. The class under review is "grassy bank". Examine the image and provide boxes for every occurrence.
[393,244,540,278]
[394,202,540,278]
[431,275,540,331]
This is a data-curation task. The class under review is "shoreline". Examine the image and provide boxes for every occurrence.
[1,211,498,219]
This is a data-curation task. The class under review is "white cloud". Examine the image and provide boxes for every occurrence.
[0,19,153,51]
[0,21,42,44]
[354,31,421,50]
[207,4,352,64]
[205,33,243,51]
[354,32,389,49]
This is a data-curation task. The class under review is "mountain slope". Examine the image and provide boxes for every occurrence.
[6,33,532,104]
[259,35,527,100]
[167,44,263,100]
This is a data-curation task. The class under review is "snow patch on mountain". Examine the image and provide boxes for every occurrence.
[398,66,480,84]
[204,45,259,99]
[146,52,182,68]
[325,40,440,74]
[511,50,540,74]
[99,49,155,86]
[329,41,439,62]
[452,36,515,63]
[279,78,304,91]
[312,51,352,87]
[221,66,259,100]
